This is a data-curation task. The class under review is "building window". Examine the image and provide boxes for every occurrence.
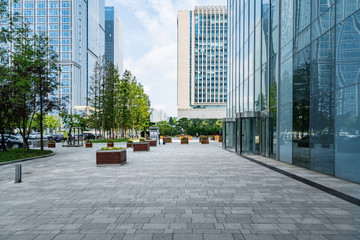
[62,53,70,60]
[62,39,70,45]
[61,10,70,16]
[49,10,58,16]
[24,10,33,16]
[62,17,70,23]
[49,2,59,8]
[37,3,45,9]
[37,10,46,16]
[50,17,59,23]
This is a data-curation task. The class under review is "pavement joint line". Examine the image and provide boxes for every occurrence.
[236,153,360,207]
[0,152,56,166]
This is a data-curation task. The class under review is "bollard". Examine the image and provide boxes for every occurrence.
[15,164,22,183]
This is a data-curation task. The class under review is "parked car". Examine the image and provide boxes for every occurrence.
[28,132,41,139]
[51,133,65,142]
[83,133,95,140]
[0,141,10,150]
[0,136,24,149]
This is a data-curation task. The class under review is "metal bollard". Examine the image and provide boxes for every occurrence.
[15,164,22,183]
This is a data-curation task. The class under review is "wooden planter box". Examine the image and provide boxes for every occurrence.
[201,139,209,144]
[133,142,150,152]
[181,138,189,144]
[218,137,223,143]
[107,142,114,147]
[48,142,56,148]
[127,142,133,148]
[211,136,215,140]
[85,142,93,148]
[165,137,172,143]
[146,140,157,147]
[96,149,127,165]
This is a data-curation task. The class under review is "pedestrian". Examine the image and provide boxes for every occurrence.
[196,132,199,139]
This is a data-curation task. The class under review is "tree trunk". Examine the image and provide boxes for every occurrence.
[40,80,44,151]
[0,131,6,151]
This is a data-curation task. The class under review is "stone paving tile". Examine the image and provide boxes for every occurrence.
[0,141,359,240]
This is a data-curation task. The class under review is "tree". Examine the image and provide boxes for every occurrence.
[44,115,61,132]
[0,0,18,151]
[33,34,60,150]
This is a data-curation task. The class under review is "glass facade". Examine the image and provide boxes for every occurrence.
[105,6,123,74]
[224,0,360,184]
[193,6,228,106]
[7,0,105,115]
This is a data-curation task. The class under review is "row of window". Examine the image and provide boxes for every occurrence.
[24,16,70,23]
[14,2,70,9]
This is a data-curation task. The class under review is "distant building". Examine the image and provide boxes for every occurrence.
[7,0,105,113]
[105,6,124,74]
[177,6,228,119]
[150,108,167,123]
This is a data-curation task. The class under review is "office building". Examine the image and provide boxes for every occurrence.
[223,0,360,184]
[105,6,123,74]
[177,6,228,119]
[9,0,105,114]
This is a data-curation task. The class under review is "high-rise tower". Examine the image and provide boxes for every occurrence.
[177,6,228,119]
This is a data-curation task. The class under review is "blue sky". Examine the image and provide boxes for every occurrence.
[105,0,227,117]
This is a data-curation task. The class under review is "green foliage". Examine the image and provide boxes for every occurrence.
[100,147,125,151]
[0,6,60,151]
[0,149,53,163]
[154,118,222,136]
[88,61,151,139]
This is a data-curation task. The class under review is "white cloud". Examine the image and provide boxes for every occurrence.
[107,0,226,116]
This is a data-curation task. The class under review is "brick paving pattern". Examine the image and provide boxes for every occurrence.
[0,141,359,240]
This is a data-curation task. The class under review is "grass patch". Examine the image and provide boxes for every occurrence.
[91,138,130,143]
[0,149,53,163]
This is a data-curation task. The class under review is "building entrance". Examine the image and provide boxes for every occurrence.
[237,112,272,157]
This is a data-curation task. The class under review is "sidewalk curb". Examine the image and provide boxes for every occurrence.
[0,152,56,166]
[239,154,360,207]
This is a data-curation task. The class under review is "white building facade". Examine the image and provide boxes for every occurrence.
[177,6,228,119]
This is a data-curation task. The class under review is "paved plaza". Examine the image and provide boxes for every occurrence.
[0,140,359,240]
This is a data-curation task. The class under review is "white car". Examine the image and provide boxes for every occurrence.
[28,132,41,139]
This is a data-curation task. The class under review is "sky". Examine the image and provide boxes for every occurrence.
[105,0,227,117]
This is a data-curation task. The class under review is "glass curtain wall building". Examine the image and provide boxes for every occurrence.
[105,6,124,74]
[224,0,360,184]
[8,0,105,114]
[177,6,228,119]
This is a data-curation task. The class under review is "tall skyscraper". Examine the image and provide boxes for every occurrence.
[8,0,105,114]
[223,0,360,184]
[105,6,123,74]
[177,6,228,119]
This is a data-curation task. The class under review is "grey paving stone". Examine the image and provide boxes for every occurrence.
[52,233,85,240]
[173,234,203,240]
[203,233,234,240]
[0,142,359,240]
[152,233,173,240]
[122,234,153,240]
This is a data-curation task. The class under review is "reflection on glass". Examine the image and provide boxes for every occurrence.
[293,46,310,102]
[292,99,310,168]
[336,12,360,89]
[279,103,292,163]
[310,93,334,175]
[335,85,360,183]
[311,29,335,96]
